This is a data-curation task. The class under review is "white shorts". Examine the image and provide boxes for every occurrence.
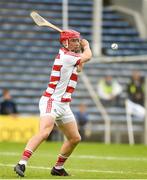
[39,96,76,125]
[126,99,145,119]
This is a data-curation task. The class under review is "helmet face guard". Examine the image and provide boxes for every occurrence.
[60,30,81,44]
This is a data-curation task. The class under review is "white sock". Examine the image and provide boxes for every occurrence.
[19,160,27,166]
[55,166,63,169]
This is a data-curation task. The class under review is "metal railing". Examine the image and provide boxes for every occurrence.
[80,72,111,144]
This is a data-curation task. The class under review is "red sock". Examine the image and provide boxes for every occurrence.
[22,149,33,160]
[19,149,33,165]
[55,154,68,169]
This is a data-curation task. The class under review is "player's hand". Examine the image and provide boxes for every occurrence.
[80,39,89,49]
[76,63,84,72]
[80,39,92,64]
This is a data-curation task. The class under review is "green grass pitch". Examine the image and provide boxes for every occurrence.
[0,142,147,179]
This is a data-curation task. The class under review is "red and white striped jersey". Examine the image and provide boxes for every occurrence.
[43,47,81,102]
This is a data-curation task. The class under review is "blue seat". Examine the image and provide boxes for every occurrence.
[103,36,145,43]
[103,28,138,35]
[103,21,130,27]
[103,13,123,20]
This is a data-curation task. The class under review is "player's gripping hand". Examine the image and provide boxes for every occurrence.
[80,39,92,63]
[80,39,90,50]
[76,62,84,73]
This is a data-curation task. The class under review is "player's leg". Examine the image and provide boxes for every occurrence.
[51,120,81,176]
[14,115,55,177]
[26,115,55,151]
[58,120,81,157]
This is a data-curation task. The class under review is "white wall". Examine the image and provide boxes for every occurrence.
[111,0,147,36]
[92,0,102,56]
[111,0,142,13]
[142,0,147,27]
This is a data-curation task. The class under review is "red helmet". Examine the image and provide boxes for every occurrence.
[60,30,81,43]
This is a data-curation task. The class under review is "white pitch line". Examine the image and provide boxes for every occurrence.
[0,151,147,161]
[0,163,147,176]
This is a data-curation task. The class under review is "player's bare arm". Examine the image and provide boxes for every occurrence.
[80,39,92,63]
[76,39,92,72]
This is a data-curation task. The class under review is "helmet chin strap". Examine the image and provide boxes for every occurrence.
[64,39,69,49]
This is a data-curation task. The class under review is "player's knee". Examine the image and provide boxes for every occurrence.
[71,135,81,145]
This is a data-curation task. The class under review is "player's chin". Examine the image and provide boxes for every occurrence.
[72,47,81,53]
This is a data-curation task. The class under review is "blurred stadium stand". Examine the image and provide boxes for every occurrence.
[0,0,147,143]
[0,0,93,115]
[102,7,147,56]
